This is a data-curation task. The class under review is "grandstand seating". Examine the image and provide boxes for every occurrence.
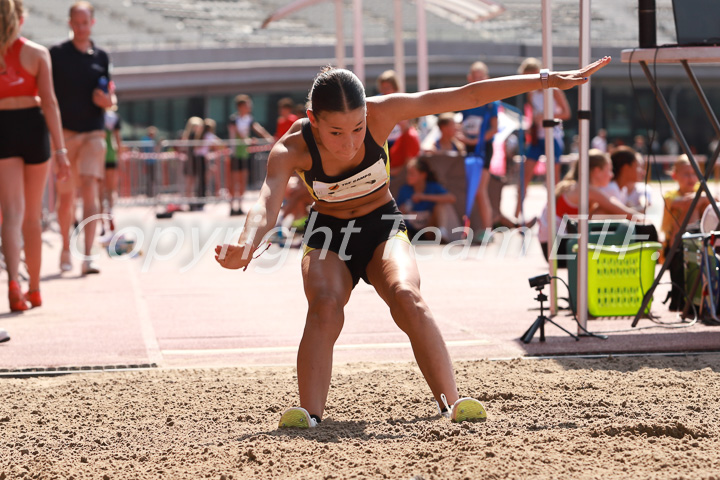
[23,0,678,51]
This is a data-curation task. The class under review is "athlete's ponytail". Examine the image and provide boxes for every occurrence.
[307,66,366,116]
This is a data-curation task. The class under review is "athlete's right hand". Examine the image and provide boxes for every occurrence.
[214,243,255,270]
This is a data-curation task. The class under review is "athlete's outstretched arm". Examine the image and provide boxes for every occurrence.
[214,141,296,270]
[373,57,610,128]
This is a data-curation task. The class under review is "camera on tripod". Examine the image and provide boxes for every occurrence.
[521,273,579,344]
[528,273,551,289]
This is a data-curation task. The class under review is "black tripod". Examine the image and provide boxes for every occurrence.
[521,284,579,344]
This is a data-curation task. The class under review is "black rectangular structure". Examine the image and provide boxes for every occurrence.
[673,0,720,46]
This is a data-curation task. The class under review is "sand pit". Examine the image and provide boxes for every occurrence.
[2,354,719,479]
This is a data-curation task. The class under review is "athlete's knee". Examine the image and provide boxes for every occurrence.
[388,282,426,321]
[306,294,345,338]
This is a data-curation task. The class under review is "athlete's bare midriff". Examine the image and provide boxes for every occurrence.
[0,96,40,110]
[312,186,393,219]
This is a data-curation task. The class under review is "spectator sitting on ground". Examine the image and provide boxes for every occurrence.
[422,112,465,155]
[602,146,651,212]
[538,149,645,262]
[661,154,712,311]
[397,158,459,242]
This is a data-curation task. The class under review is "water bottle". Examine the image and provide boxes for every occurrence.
[97,76,109,93]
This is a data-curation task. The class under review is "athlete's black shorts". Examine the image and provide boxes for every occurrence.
[303,199,409,287]
[0,107,50,164]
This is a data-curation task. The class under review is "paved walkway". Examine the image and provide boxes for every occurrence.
[1,185,719,372]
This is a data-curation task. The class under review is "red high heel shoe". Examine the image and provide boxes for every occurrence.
[24,290,42,308]
[8,280,29,312]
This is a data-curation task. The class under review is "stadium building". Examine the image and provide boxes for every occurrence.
[24,0,720,154]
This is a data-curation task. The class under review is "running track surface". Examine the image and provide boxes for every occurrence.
[2,186,719,371]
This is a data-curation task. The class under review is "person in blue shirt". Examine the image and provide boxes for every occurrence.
[458,62,498,240]
[397,158,457,241]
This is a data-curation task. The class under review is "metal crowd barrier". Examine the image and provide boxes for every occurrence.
[115,139,274,206]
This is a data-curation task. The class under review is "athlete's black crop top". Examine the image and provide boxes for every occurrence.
[297,118,390,203]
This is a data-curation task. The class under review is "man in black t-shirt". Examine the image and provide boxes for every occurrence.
[51,1,115,275]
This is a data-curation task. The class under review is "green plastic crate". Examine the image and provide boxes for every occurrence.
[572,241,662,316]
[566,220,635,311]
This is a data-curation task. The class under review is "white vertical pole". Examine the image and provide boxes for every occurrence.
[353,0,365,85]
[577,0,591,333]
[335,0,345,68]
[394,0,405,91]
[416,0,428,91]
[542,0,558,314]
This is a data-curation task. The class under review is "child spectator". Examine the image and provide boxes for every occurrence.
[423,112,465,155]
[228,94,273,215]
[397,158,458,241]
[661,154,712,310]
[602,146,651,211]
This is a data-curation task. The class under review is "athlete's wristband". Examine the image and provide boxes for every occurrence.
[539,69,550,89]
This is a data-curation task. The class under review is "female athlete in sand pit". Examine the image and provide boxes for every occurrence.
[215,57,610,427]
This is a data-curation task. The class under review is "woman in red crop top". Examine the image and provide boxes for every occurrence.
[0,0,70,312]
[215,58,611,428]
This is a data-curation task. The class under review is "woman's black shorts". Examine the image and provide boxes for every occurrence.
[0,107,50,164]
[302,200,409,287]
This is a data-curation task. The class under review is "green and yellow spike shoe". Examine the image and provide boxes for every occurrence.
[278,407,318,428]
[450,397,487,423]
